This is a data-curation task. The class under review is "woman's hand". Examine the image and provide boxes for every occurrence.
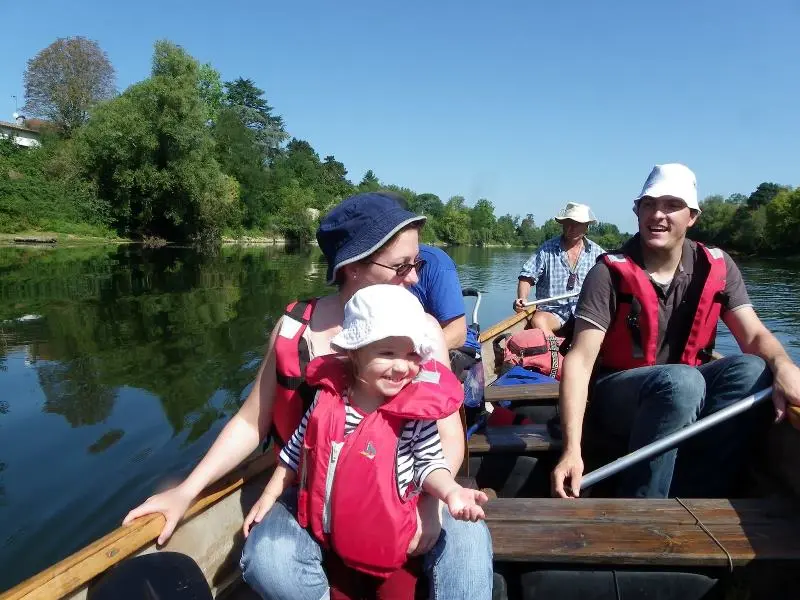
[122,485,195,545]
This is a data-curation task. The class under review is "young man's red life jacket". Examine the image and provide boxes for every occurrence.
[598,243,727,371]
[296,354,463,579]
[271,298,318,452]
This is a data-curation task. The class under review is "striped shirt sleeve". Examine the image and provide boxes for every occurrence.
[410,420,449,489]
[278,391,320,472]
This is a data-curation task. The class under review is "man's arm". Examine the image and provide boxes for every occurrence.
[514,278,534,312]
[723,306,800,420]
[440,315,467,350]
[515,248,546,311]
[551,320,606,498]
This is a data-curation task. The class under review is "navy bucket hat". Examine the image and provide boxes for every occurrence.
[317,192,427,284]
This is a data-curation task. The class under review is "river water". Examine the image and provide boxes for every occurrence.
[0,244,798,591]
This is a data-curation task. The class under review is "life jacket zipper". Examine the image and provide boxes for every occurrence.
[322,441,343,534]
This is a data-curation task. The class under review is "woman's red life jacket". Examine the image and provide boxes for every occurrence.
[598,243,727,371]
[296,354,463,579]
[271,298,318,452]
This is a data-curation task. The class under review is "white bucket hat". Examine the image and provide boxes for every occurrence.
[635,163,700,212]
[554,202,596,224]
[330,284,437,361]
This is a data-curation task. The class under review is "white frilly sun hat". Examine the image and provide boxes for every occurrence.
[330,284,437,361]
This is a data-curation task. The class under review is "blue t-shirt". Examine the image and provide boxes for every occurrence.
[409,245,481,352]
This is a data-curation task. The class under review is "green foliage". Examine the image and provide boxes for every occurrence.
[539,219,563,242]
[7,35,642,248]
[274,180,317,245]
[358,170,381,192]
[198,63,224,124]
[588,221,630,250]
[223,77,287,157]
[0,137,111,233]
[213,107,269,228]
[765,188,800,250]
[747,182,785,209]
[694,182,799,255]
[75,41,238,242]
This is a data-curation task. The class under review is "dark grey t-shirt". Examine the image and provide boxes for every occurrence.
[576,236,751,365]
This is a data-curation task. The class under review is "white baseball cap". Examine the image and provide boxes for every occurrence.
[635,163,701,212]
[554,202,597,224]
[330,284,437,361]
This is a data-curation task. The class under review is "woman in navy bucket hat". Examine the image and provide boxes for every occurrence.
[317,192,427,284]
[123,192,493,600]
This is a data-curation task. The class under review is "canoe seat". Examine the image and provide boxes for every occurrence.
[484,383,560,404]
[485,497,800,566]
[469,424,561,455]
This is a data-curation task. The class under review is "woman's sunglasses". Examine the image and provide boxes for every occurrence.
[368,259,426,277]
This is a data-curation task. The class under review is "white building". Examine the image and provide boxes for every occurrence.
[0,114,41,148]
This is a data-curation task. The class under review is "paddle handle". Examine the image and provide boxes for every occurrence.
[580,387,774,490]
[522,290,579,307]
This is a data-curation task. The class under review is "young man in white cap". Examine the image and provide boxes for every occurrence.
[552,163,800,499]
[514,202,605,336]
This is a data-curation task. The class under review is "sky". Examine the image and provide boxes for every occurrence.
[2,0,798,232]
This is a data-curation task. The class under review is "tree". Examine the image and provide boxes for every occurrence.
[765,188,800,250]
[693,195,737,246]
[320,155,354,205]
[76,41,238,242]
[223,78,287,157]
[493,214,519,245]
[213,107,270,227]
[539,218,563,241]
[517,213,538,246]
[358,169,381,192]
[198,63,224,125]
[726,193,747,205]
[748,182,784,209]
[23,36,116,135]
[470,198,496,246]
[414,193,444,219]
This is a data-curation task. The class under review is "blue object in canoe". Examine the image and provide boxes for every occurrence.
[466,366,558,439]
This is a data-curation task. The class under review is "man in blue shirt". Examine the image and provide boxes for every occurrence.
[410,244,482,382]
[410,244,481,351]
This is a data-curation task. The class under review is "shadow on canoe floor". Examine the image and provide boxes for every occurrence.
[86,551,800,600]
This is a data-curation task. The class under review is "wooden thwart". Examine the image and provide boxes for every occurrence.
[486,497,800,566]
[484,383,560,403]
[469,424,561,454]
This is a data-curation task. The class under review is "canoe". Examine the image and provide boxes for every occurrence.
[4,306,800,600]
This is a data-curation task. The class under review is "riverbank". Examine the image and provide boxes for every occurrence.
[0,231,127,247]
[0,231,289,247]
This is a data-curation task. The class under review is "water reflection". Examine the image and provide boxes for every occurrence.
[0,243,330,591]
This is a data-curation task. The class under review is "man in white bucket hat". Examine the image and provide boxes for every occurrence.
[514,201,605,336]
[552,163,800,500]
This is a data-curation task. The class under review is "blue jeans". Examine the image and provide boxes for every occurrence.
[240,487,493,600]
[588,354,772,498]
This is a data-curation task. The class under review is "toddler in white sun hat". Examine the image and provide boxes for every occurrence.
[244,284,489,586]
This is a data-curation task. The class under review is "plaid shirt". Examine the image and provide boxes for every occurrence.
[519,236,605,322]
